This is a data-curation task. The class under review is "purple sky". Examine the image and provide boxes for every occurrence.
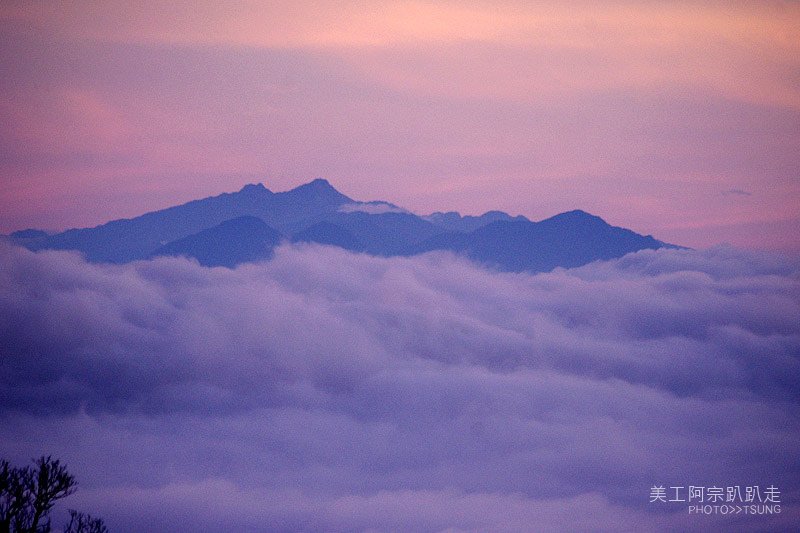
[1,1,799,250]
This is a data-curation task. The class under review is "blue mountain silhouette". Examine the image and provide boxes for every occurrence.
[321,211,443,256]
[291,221,365,252]
[9,229,49,240]
[23,179,349,263]
[411,210,664,272]
[424,210,530,232]
[14,179,672,271]
[149,216,282,267]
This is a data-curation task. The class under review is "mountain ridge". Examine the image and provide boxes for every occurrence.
[11,179,673,272]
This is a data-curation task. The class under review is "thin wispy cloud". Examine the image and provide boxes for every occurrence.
[722,189,753,197]
[338,202,409,215]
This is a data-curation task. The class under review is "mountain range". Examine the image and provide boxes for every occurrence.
[7,179,672,271]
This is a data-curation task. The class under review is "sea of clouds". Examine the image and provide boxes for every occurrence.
[1,242,798,532]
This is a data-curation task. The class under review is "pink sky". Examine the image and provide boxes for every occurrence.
[1,1,798,251]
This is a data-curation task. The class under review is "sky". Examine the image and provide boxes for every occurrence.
[2,6,799,530]
[1,242,799,531]
[1,1,799,250]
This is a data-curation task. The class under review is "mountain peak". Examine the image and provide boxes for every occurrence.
[561,209,596,218]
[543,210,607,226]
[238,183,270,195]
[10,229,49,240]
[150,215,282,268]
[286,178,351,205]
[293,178,335,191]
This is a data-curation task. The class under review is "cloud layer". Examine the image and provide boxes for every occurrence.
[1,243,799,531]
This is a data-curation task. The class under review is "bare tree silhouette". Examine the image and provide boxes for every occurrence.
[63,511,108,533]
[0,457,107,533]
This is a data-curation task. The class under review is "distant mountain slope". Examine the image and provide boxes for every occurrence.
[149,216,282,267]
[16,179,672,271]
[412,210,665,272]
[3,229,49,248]
[424,210,529,232]
[291,222,365,252]
[323,211,444,256]
[27,179,350,263]
[10,229,49,240]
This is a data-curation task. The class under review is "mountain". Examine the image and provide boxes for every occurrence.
[26,179,351,263]
[3,228,49,248]
[322,211,443,256]
[291,222,365,252]
[9,229,49,240]
[411,210,665,272]
[16,179,672,271]
[149,216,282,267]
[424,210,529,232]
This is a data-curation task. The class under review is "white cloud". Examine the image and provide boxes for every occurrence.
[338,202,409,215]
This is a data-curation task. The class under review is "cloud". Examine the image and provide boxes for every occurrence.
[63,482,694,532]
[1,242,799,531]
[338,201,409,215]
[722,189,752,197]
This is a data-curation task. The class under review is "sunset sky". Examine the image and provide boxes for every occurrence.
[1,1,798,251]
